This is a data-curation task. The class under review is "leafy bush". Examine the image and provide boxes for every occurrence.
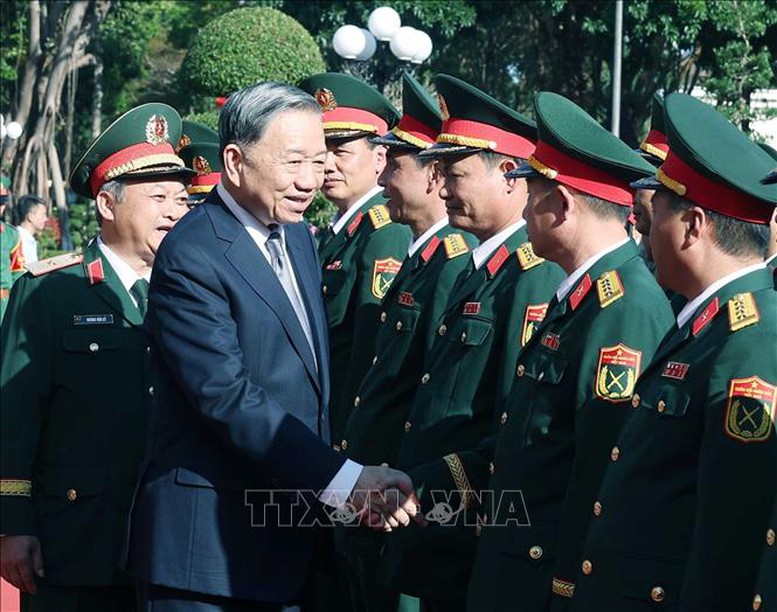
[180,7,326,96]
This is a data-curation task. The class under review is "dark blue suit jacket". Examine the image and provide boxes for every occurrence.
[126,191,346,602]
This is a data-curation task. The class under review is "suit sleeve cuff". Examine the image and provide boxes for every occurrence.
[318,459,363,508]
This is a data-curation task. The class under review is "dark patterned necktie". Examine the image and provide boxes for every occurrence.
[130,278,150,318]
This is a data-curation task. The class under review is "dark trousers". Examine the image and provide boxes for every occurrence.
[136,583,282,612]
[419,599,466,612]
[21,582,135,612]
[344,551,419,612]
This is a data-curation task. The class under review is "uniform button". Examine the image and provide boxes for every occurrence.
[657,400,666,413]
[489,462,495,475]
[88,342,99,353]
[372,355,378,365]
[396,321,403,331]
[581,560,593,575]
[516,364,525,377]
[322,285,328,295]
[66,488,77,502]
[404,421,412,433]
[146,346,151,355]
[438,324,447,336]
[766,528,775,546]
[529,545,543,560]
[593,501,602,517]
[753,594,763,610]
[460,331,467,343]
[421,373,430,384]
[340,439,348,451]
[353,396,361,407]
[631,393,641,408]
[380,311,387,323]
[610,446,620,462]
[500,412,508,425]
[650,586,665,603]
[148,386,154,396]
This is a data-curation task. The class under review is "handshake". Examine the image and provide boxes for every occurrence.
[348,465,427,532]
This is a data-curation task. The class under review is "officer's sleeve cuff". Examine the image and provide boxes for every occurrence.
[318,459,363,508]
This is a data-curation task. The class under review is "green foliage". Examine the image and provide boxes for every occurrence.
[184,111,220,132]
[67,202,99,252]
[0,1,26,109]
[305,192,337,230]
[180,7,326,96]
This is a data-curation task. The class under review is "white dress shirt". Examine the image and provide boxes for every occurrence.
[96,237,149,307]
[330,186,384,235]
[408,217,449,258]
[17,225,38,264]
[471,219,527,270]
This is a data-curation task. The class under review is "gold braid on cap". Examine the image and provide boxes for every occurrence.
[104,154,185,182]
[437,133,497,150]
[639,141,668,160]
[528,155,559,180]
[324,121,378,134]
[391,127,433,149]
[656,167,687,196]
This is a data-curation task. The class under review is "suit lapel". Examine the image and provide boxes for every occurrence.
[83,243,143,327]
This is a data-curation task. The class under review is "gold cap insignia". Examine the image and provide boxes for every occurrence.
[193,156,212,176]
[146,115,169,146]
[315,88,337,112]
[177,134,191,152]
[438,94,450,121]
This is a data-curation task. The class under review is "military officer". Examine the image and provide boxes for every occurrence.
[571,94,777,612]
[0,181,25,321]
[0,103,193,612]
[338,72,476,612]
[379,75,565,611]
[463,92,675,612]
[298,72,411,446]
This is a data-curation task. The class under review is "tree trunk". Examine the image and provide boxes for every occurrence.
[92,52,103,138]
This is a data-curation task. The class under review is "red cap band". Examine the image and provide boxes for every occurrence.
[323,107,388,134]
[89,141,179,197]
[438,118,535,159]
[392,114,437,146]
[640,129,669,159]
[532,142,633,206]
[659,152,772,223]
[190,172,220,187]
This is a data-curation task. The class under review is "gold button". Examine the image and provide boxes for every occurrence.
[650,586,665,603]
[516,364,525,377]
[489,462,495,475]
[581,559,593,575]
[500,412,508,425]
[354,396,361,407]
[528,545,543,560]
[421,373,430,384]
[340,439,348,451]
[753,594,763,611]
[593,501,602,517]
[610,446,620,461]
[88,342,99,353]
[148,386,154,396]
[438,324,447,336]
[631,393,641,408]
[404,421,412,433]
[766,528,775,546]
[396,321,403,331]
[372,355,378,365]
[657,400,666,413]
[380,311,387,323]
[66,488,77,502]
[322,285,328,295]
[460,331,467,342]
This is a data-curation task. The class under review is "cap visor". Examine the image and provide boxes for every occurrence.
[417,143,482,158]
[370,133,423,150]
[119,165,197,183]
[504,160,540,179]
[629,175,663,190]
[761,169,777,185]
[324,129,375,141]
[634,148,664,168]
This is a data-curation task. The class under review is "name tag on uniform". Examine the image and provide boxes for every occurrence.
[73,314,114,326]
[661,361,689,380]
[462,302,481,315]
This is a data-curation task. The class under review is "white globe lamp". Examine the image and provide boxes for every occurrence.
[389,26,420,62]
[411,30,433,64]
[368,6,401,41]
[333,25,367,60]
[6,121,23,140]
[355,29,377,61]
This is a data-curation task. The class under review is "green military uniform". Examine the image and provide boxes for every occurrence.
[299,72,411,446]
[462,92,674,612]
[379,75,565,607]
[0,103,192,612]
[572,94,777,612]
[1,219,25,321]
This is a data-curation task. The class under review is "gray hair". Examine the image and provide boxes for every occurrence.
[219,81,320,157]
[95,179,125,225]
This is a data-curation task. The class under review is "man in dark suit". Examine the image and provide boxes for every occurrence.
[126,81,420,612]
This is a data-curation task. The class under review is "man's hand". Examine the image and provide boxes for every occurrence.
[350,466,426,531]
[0,535,44,593]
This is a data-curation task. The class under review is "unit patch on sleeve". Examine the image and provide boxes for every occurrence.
[594,344,642,402]
[521,303,548,347]
[724,376,776,443]
[371,257,402,299]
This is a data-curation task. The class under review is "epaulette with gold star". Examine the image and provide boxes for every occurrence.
[26,252,83,277]
[516,242,544,271]
[597,270,625,308]
[727,292,760,332]
[443,234,470,259]
[368,204,393,230]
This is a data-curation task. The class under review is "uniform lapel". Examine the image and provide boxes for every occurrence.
[83,243,144,327]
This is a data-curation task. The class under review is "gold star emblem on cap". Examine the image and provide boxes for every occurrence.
[193,156,212,176]
[438,94,450,121]
[146,114,169,145]
[315,88,337,112]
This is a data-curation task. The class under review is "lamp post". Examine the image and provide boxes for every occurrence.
[331,6,433,94]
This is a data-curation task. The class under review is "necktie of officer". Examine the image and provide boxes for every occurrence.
[266,225,315,359]
[130,278,150,319]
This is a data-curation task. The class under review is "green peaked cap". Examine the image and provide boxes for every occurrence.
[371,72,441,150]
[70,102,194,199]
[632,93,777,221]
[177,120,219,152]
[298,72,400,140]
[507,91,654,206]
[421,73,536,158]
[638,93,669,165]
[758,143,777,184]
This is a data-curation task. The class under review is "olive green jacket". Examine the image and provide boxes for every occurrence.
[571,267,777,612]
[380,223,565,601]
[318,192,411,446]
[0,241,152,585]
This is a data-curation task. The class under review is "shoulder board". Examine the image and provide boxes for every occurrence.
[26,252,83,277]
[597,270,625,308]
[443,234,470,259]
[516,242,544,271]
[368,204,393,230]
[727,292,760,332]
[346,211,364,236]
[486,244,510,277]
[692,297,720,336]
[421,236,441,262]
[569,274,593,311]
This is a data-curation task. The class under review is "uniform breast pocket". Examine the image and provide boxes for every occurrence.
[56,328,128,387]
[521,350,569,387]
[643,385,690,419]
[447,317,493,351]
[321,268,352,326]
